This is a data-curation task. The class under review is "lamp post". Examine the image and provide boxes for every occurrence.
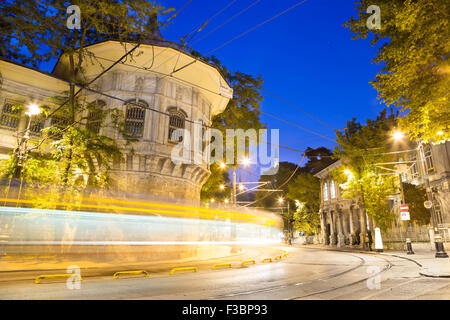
[393,132,415,255]
[14,104,41,179]
[220,158,250,206]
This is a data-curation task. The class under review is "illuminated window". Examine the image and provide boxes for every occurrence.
[424,145,434,173]
[330,180,336,199]
[168,108,186,143]
[323,182,329,202]
[0,103,21,129]
[125,100,146,137]
[87,100,105,134]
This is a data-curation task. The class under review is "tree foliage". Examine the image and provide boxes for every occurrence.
[332,109,399,230]
[198,55,266,202]
[403,182,430,225]
[345,0,450,143]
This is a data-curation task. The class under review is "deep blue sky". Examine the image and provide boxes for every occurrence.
[36,0,385,180]
[159,0,384,163]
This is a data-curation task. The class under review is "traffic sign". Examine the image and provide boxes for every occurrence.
[400,204,409,212]
[424,201,432,209]
[401,211,410,221]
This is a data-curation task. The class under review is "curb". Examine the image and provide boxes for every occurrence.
[298,244,450,279]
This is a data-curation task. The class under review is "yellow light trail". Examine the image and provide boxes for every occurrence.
[0,198,278,226]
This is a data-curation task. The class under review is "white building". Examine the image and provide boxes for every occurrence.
[0,39,232,200]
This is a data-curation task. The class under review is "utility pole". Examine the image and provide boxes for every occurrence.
[417,142,448,258]
[232,167,237,206]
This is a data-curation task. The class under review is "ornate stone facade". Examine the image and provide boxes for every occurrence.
[0,40,232,201]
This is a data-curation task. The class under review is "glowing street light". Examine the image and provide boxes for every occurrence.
[393,131,405,141]
[437,131,444,136]
[210,198,215,203]
[25,103,41,117]
[219,162,226,169]
[278,197,284,204]
[224,199,229,204]
[219,184,225,190]
[344,169,352,176]
[238,184,245,191]
[242,157,250,166]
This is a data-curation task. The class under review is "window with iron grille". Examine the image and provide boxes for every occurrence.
[87,100,105,135]
[168,110,186,143]
[0,103,21,129]
[50,115,70,139]
[125,100,146,137]
[434,197,443,225]
[424,145,434,173]
[29,115,45,136]
[409,152,419,179]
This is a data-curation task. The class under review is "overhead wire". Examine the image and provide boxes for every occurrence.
[190,0,263,45]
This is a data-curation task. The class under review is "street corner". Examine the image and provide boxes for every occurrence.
[419,267,450,278]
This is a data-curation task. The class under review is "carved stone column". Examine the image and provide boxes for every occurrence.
[359,207,368,249]
[337,207,345,247]
[329,211,337,246]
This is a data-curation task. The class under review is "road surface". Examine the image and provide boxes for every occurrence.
[0,246,448,300]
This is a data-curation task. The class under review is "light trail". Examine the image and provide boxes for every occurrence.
[0,197,279,226]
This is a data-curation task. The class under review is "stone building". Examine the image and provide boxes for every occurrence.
[314,159,373,248]
[0,39,232,201]
[315,141,450,248]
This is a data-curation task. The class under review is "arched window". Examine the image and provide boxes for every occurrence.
[330,180,336,199]
[87,100,105,134]
[168,108,186,143]
[424,145,434,173]
[323,182,329,202]
[125,100,146,137]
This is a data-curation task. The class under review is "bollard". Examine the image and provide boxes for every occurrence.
[406,238,415,255]
[434,234,449,258]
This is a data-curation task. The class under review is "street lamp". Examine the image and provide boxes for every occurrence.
[14,103,41,179]
[219,184,225,190]
[393,131,405,141]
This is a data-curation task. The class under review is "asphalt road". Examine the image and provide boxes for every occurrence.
[0,246,449,300]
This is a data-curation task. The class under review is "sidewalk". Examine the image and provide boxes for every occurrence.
[384,250,450,278]
[299,244,450,278]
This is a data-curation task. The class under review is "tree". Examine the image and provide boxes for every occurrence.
[345,0,450,143]
[332,109,399,230]
[403,182,430,225]
[200,163,231,203]
[255,161,299,209]
[0,1,172,204]
[286,147,333,234]
[199,55,266,202]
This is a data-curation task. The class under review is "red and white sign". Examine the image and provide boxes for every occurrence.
[400,204,409,212]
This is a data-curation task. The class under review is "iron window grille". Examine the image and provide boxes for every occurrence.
[125,101,146,138]
[424,145,435,173]
[29,115,45,136]
[50,115,70,139]
[168,110,186,143]
[0,103,21,129]
[87,100,105,135]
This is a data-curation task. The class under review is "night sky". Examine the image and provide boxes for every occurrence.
[159,0,386,180]
[37,0,387,181]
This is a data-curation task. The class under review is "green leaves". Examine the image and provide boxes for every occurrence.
[345,0,450,143]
